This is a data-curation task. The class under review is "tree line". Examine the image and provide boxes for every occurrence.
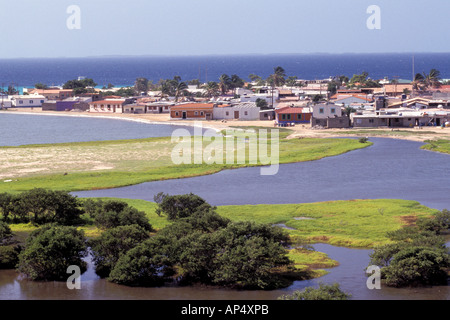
[0,191,296,289]
[28,66,444,102]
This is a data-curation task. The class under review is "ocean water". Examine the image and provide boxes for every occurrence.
[0,53,449,89]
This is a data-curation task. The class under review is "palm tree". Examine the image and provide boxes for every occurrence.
[249,74,265,86]
[202,81,219,98]
[266,66,286,107]
[412,73,425,92]
[267,66,286,87]
[230,74,244,93]
[173,81,188,102]
[422,69,441,89]
[159,79,173,100]
[218,74,231,95]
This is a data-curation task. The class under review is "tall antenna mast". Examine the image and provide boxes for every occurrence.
[412,55,415,97]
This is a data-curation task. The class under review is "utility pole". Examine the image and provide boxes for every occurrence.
[1,83,4,110]
[393,76,399,97]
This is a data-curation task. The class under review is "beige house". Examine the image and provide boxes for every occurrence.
[89,99,127,113]
[26,88,74,100]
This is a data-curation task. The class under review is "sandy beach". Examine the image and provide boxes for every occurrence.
[4,107,450,142]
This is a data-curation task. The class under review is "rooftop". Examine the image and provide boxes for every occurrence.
[275,106,311,114]
[89,99,126,105]
[170,103,215,111]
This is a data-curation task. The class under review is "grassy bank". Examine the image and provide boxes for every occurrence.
[333,128,438,137]
[421,139,450,154]
[215,199,439,248]
[0,131,371,193]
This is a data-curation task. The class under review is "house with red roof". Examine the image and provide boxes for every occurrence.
[275,106,312,126]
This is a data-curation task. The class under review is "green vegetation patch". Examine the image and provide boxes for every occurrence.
[287,248,337,278]
[333,129,438,137]
[421,139,450,154]
[216,199,439,248]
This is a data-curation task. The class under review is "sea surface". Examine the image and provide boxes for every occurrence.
[1,53,449,90]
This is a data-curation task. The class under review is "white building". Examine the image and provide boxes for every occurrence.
[10,95,47,107]
[292,83,329,98]
[312,103,342,118]
[239,92,278,106]
[0,94,12,108]
[213,102,260,120]
[89,99,128,113]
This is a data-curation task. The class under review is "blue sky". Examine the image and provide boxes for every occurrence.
[1,0,449,58]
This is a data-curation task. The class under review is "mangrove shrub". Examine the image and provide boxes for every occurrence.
[83,199,153,231]
[89,224,150,278]
[278,283,351,300]
[369,209,450,287]
[17,225,87,281]
[0,189,83,225]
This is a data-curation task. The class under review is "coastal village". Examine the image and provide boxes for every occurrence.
[2,69,450,129]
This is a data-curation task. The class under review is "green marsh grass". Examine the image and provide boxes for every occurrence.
[216,199,439,248]
[5,197,437,279]
[421,139,450,154]
[0,130,371,193]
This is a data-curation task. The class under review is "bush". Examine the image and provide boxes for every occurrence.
[176,221,292,289]
[90,224,150,278]
[382,246,449,287]
[278,283,351,300]
[359,137,368,143]
[369,209,450,287]
[154,192,213,220]
[0,189,83,225]
[85,199,153,231]
[108,237,175,287]
[0,193,14,222]
[0,221,13,245]
[17,225,87,281]
[416,209,450,234]
[0,245,21,269]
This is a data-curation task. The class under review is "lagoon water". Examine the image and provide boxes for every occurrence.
[0,113,207,146]
[74,137,450,211]
[0,114,449,300]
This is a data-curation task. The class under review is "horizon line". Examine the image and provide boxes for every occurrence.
[1,51,450,60]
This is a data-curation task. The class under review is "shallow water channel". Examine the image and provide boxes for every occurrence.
[0,242,448,300]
